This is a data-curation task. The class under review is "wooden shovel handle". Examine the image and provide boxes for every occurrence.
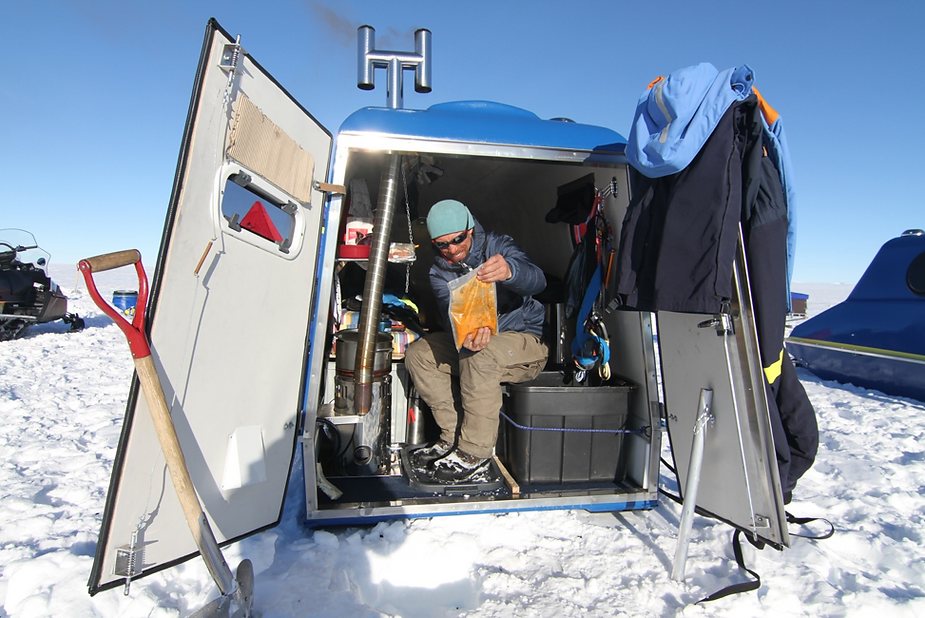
[78,250,150,358]
[80,249,141,273]
[133,355,201,531]
[133,355,235,595]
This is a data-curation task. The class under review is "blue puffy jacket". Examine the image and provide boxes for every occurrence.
[429,218,546,337]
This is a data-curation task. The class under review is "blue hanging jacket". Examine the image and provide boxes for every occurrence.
[626,63,755,179]
[762,112,798,298]
[626,63,799,295]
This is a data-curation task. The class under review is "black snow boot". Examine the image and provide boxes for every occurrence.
[410,439,454,470]
[431,448,490,483]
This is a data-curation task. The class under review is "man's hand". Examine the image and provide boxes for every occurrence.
[477,254,512,283]
[462,326,492,351]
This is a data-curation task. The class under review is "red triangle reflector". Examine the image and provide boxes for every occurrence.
[239,201,284,243]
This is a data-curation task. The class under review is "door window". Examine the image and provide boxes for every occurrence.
[221,171,298,254]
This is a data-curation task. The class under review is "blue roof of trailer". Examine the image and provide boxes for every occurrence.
[338,101,627,154]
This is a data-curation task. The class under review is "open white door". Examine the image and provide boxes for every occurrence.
[90,19,332,594]
[659,235,789,549]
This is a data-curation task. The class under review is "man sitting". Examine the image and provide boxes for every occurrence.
[404,199,548,483]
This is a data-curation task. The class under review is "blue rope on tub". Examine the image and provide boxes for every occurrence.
[499,410,649,435]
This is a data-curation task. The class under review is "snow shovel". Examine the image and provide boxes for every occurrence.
[79,250,254,618]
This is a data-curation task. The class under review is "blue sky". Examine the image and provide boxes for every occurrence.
[2,1,922,284]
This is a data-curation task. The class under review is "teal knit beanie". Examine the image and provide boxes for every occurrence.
[426,200,473,239]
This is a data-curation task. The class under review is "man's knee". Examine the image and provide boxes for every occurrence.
[405,333,457,376]
[481,332,547,369]
[460,346,504,377]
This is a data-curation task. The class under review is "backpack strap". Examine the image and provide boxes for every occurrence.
[697,530,761,603]
[697,512,835,603]
[786,512,835,540]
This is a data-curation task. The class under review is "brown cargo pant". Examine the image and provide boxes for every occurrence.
[404,331,548,458]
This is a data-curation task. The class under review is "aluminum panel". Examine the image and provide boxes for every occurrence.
[90,20,331,594]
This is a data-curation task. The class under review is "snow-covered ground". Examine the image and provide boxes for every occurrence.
[3,268,924,617]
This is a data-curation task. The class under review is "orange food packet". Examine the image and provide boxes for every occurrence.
[447,268,498,349]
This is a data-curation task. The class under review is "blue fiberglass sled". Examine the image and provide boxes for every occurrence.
[787,230,925,402]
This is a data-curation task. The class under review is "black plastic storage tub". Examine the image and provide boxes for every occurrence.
[499,371,634,485]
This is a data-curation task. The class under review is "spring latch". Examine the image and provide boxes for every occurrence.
[697,301,735,336]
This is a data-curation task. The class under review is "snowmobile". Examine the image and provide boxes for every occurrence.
[0,228,83,340]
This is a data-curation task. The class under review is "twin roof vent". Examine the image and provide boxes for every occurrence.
[357,25,431,109]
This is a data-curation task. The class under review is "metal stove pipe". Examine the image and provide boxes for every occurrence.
[354,154,401,415]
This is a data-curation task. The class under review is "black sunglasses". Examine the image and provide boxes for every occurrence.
[432,229,469,251]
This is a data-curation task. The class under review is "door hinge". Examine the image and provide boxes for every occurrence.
[754,514,771,529]
[219,39,243,74]
[114,529,145,595]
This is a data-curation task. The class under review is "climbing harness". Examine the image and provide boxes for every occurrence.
[567,184,616,381]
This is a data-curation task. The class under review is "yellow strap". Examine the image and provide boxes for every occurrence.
[764,348,784,384]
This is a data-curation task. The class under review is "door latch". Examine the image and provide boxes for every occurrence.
[697,301,735,336]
